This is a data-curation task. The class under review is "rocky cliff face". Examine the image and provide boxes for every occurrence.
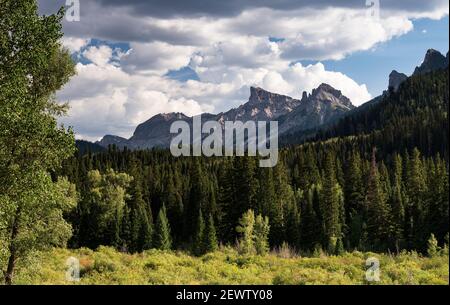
[389,70,408,92]
[278,83,355,134]
[217,87,302,122]
[128,113,190,149]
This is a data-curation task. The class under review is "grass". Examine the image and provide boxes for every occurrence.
[12,246,449,285]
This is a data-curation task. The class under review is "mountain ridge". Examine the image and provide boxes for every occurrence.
[96,83,355,149]
[90,48,448,151]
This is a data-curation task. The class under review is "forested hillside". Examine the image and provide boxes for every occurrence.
[286,69,449,160]
[58,69,449,256]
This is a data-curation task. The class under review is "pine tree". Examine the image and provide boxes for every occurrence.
[322,153,344,253]
[366,150,392,250]
[185,159,207,242]
[257,168,276,217]
[153,205,172,250]
[344,152,365,249]
[192,209,205,256]
[406,148,428,250]
[391,154,405,249]
[300,185,321,251]
[203,213,218,253]
[217,159,237,243]
[162,173,183,243]
[335,238,345,255]
[270,162,294,246]
[127,158,153,252]
[427,154,449,243]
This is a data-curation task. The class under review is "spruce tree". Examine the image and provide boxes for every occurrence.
[366,150,392,250]
[153,205,172,250]
[203,213,218,253]
[322,153,344,253]
[344,152,365,249]
[406,148,428,250]
[300,185,321,251]
[193,209,205,256]
[391,154,405,249]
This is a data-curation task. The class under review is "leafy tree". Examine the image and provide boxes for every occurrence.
[427,234,440,257]
[254,215,270,255]
[0,0,76,284]
[236,210,256,255]
[84,169,132,248]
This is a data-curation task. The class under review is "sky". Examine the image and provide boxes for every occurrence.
[37,0,449,141]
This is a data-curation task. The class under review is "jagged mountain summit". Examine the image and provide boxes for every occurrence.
[384,49,448,94]
[414,49,449,75]
[89,49,450,152]
[96,83,355,149]
[389,70,408,92]
[217,86,302,122]
[278,83,355,134]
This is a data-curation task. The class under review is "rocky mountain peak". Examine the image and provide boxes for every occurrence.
[249,86,292,104]
[310,83,354,109]
[96,83,356,150]
[152,112,189,122]
[389,70,408,92]
[301,91,308,101]
[96,135,129,149]
[414,49,448,75]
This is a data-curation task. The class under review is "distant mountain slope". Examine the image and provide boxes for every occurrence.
[75,140,106,154]
[286,69,449,158]
[281,49,449,145]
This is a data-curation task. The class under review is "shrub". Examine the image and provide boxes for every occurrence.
[427,234,440,257]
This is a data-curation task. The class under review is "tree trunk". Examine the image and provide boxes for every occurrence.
[4,211,20,285]
[4,251,16,285]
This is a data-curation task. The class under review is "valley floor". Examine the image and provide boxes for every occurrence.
[12,247,449,285]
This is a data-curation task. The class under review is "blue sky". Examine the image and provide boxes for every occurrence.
[317,16,449,97]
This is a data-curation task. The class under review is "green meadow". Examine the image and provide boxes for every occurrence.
[14,246,449,285]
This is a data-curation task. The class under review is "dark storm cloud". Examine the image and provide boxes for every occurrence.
[95,0,362,18]
[39,0,448,18]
